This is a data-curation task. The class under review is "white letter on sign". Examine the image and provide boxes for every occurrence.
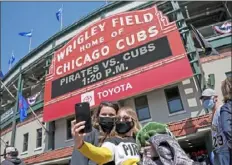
[144,13,153,23]
[116,39,124,50]
[118,28,124,35]
[111,31,118,38]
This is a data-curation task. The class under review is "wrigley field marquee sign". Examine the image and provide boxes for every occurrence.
[44,5,193,122]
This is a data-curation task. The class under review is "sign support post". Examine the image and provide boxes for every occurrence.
[170,1,206,91]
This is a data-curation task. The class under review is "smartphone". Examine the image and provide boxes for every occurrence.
[75,102,92,134]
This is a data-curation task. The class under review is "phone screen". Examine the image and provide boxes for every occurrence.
[75,102,92,133]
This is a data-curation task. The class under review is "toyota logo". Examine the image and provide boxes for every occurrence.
[83,96,92,103]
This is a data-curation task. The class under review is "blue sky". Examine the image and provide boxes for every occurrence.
[1,1,106,75]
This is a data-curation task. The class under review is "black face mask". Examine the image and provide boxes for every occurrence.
[99,117,115,133]
[115,121,134,134]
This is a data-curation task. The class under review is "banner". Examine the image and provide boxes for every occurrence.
[27,91,41,105]
[44,5,193,122]
[213,21,231,34]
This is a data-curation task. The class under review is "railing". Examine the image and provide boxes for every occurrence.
[0,107,14,124]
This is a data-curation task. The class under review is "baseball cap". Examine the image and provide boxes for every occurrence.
[5,147,17,154]
[225,71,232,78]
[200,88,217,99]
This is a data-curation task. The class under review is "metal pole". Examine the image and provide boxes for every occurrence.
[29,37,32,52]
[60,5,63,31]
[10,72,23,147]
[29,29,33,52]
[8,50,14,71]
[223,1,232,18]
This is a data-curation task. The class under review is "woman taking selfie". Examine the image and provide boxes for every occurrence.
[72,106,141,165]
[70,101,119,165]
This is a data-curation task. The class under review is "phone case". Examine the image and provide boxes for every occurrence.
[75,102,92,133]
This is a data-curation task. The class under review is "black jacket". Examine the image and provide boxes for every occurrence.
[1,158,25,165]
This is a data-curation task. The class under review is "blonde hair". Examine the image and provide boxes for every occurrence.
[221,77,232,102]
[118,106,142,135]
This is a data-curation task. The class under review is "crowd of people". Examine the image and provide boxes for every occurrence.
[1,77,231,165]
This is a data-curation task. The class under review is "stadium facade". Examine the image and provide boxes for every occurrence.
[1,1,231,164]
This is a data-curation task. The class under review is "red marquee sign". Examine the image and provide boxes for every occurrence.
[44,5,193,122]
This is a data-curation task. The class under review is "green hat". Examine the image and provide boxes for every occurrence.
[136,122,174,148]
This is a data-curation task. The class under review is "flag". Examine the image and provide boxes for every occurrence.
[19,31,32,37]
[190,24,219,56]
[56,8,62,21]
[19,31,33,52]
[0,71,4,80]
[19,92,29,122]
[213,21,232,34]
[8,52,15,70]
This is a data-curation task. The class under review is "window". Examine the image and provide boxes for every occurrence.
[36,128,42,148]
[135,96,151,121]
[165,86,184,114]
[23,133,29,152]
[48,121,55,150]
[66,117,75,140]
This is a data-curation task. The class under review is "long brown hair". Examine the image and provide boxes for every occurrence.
[92,101,119,145]
[117,106,141,136]
[221,77,232,102]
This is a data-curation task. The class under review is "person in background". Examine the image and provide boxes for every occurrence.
[70,101,119,165]
[72,106,141,165]
[1,146,25,165]
[220,77,232,164]
[200,88,230,165]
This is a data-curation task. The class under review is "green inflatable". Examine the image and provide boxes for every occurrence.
[136,122,175,148]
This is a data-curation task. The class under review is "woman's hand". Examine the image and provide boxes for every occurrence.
[72,120,86,149]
